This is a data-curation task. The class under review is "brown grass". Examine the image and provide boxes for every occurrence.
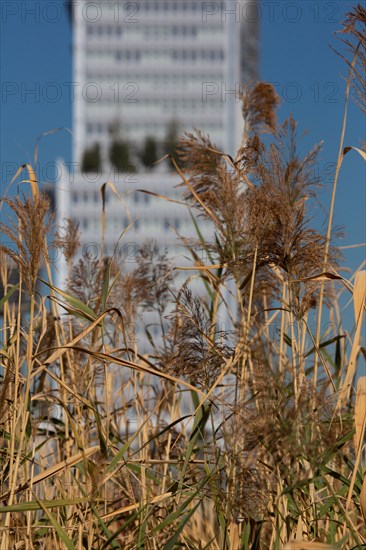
[0,6,365,549]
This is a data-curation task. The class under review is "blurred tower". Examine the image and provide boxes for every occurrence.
[56,1,259,344]
[71,0,259,165]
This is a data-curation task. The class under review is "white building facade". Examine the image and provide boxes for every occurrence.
[56,0,259,342]
[72,0,258,164]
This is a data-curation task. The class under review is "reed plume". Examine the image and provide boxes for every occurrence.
[0,193,53,295]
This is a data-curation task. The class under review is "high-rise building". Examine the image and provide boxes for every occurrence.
[56,0,259,341]
[72,0,258,164]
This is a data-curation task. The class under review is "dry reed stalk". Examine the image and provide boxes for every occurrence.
[1,11,365,544]
[314,10,364,389]
[338,270,366,406]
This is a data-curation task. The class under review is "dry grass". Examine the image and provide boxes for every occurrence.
[0,6,365,549]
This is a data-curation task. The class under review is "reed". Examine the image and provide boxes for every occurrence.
[0,5,365,548]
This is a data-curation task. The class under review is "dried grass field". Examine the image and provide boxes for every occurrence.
[0,5,365,549]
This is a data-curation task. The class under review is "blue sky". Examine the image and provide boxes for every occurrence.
[1,0,365,274]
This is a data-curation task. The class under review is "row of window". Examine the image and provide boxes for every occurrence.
[72,189,186,205]
[85,73,224,85]
[72,191,111,203]
[86,96,223,111]
[85,2,204,16]
[172,49,224,61]
[78,216,186,231]
[87,25,122,36]
[113,49,224,62]
[87,46,224,59]
[115,50,225,62]
[87,24,201,37]
[85,116,223,135]
[72,191,152,204]
[85,129,222,141]
[137,2,204,12]
[145,25,198,36]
